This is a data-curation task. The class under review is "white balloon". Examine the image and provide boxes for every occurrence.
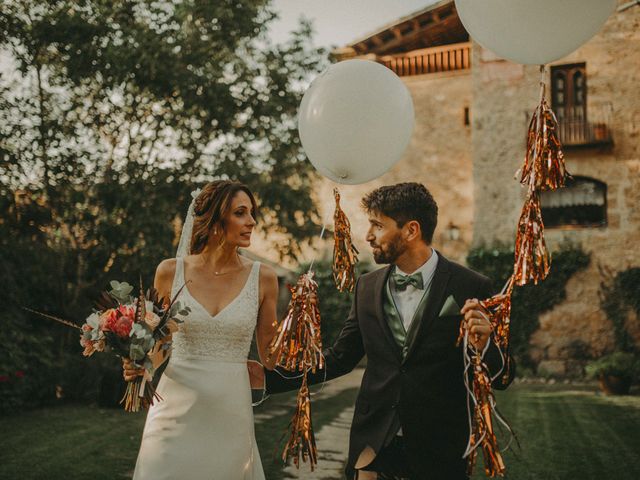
[298,60,414,185]
[454,0,616,65]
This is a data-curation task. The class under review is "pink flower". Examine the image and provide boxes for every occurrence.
[0,375,9,382]
[15,370,25,378]
[102,305,135,338]
[144,311,161,330]
[100,309,118,330]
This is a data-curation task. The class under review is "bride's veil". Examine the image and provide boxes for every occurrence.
[176,189,201,258]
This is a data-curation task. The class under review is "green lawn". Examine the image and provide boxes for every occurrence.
[1,383,639,480]
[470,383,640,480]
[0,386,359,480]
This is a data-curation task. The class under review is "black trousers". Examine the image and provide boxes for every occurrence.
[359,436,411,480]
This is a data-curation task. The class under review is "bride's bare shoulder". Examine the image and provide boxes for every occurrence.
[155,258,177,283]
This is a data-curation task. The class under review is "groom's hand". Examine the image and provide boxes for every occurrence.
[247,360,266,390]
[461,298,492,351]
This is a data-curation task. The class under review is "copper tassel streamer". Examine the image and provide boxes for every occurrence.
[332,188,359,293]
[513,191,550,286]
[519,74,570,192]
[480,286,513,354]
[466,355,507,478]
[281,375,318,470]
[268,272,324,373]
[267,272,324,469]
[462,66,570,478]
[480,281,515,386]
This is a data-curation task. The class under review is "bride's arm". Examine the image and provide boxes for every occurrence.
[255,264,280,371]
[123,259,176,380]
[150,259,177,369]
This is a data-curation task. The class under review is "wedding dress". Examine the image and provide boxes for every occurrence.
[133,257,265,479]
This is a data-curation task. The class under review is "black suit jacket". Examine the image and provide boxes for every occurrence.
[266,252,515,479]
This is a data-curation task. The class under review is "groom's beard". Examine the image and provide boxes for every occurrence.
[371,232,407,264]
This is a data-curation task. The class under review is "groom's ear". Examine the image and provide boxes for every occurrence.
[404,220,422,243]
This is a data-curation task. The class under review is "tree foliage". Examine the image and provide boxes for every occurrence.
[0,0,328,411]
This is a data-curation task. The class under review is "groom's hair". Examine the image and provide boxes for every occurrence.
[361,182,438,244]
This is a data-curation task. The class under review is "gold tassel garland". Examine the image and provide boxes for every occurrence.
[480,283,514,386]
[281,376,318,470]
[463,65,570,477]
[267,272,324,470]
[513,191,551,286]
[467,355,507,478]
[519,83,569,192]
[332,188,359,293]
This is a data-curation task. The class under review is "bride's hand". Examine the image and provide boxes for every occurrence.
[122,358,145,382]
[247,360,265,390]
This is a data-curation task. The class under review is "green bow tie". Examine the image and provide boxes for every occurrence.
[392,271,424,291]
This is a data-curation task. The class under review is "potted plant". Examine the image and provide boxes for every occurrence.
[585,351,640,395]
[593,122,608,141]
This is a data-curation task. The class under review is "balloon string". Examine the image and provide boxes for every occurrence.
[538,64,546,103]
[307,202,333,274]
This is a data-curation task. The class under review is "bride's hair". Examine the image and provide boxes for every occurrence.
[190,180,258,255]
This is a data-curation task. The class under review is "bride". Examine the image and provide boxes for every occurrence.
[123,180,280,479]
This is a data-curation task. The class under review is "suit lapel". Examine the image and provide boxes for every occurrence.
[374,265,402,361]
[402,252,452,364]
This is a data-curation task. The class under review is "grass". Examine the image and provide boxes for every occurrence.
[0,386,359,480]
[470,383,640,480]
[1,383,639,480]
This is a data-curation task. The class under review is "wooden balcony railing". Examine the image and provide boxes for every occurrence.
[377,42,471,77]
[556,104,614,147]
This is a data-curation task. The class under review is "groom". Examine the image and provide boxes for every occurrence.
[251,182,515,479]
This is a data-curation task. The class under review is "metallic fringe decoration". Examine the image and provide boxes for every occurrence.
[281,376,318,470]
[332,188,359,293]
[519,96,569,192]
[513,191,550,286]
[480,282,515,386]
[466,354,507,478]
[268,273,324,373]
[463,66,569,477]
[267,272,324,470]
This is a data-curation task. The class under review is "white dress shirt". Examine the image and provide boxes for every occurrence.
[390,249,439,332]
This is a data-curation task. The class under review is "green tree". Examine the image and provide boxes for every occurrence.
[0,0,328,411]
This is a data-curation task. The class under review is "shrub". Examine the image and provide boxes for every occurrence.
[467,242,590,370]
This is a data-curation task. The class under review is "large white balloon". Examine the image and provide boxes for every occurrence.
[454,0,616,65]
[298,60,414,185]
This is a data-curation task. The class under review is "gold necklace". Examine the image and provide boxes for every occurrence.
[204,252,243,276]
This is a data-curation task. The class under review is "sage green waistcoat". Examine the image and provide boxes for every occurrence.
[383,279,431,359]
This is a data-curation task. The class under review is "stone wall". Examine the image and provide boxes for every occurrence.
[472,0,640,375]
[314,68,475,265]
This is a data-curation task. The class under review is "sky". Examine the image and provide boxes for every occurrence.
[268,0,439,49]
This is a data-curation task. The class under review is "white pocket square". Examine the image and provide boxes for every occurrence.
[438,295,461,317]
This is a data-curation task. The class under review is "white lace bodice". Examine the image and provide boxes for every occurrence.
[169,258,260,362]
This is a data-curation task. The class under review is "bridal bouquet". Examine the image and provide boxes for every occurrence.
[28,280,190,412]
[87,280,192,411]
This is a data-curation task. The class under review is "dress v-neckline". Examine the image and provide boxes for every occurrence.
[182,260,255,319]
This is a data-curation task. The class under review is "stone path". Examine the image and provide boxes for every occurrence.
[277,368,364,480]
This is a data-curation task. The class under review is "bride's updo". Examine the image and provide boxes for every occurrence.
[190,180,258,255]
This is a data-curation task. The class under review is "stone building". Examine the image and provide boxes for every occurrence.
[313,0,640,375]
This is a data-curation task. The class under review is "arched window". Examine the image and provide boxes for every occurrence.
[541,176,607,228]
[573,71,585,107]
[553,71,566,119]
